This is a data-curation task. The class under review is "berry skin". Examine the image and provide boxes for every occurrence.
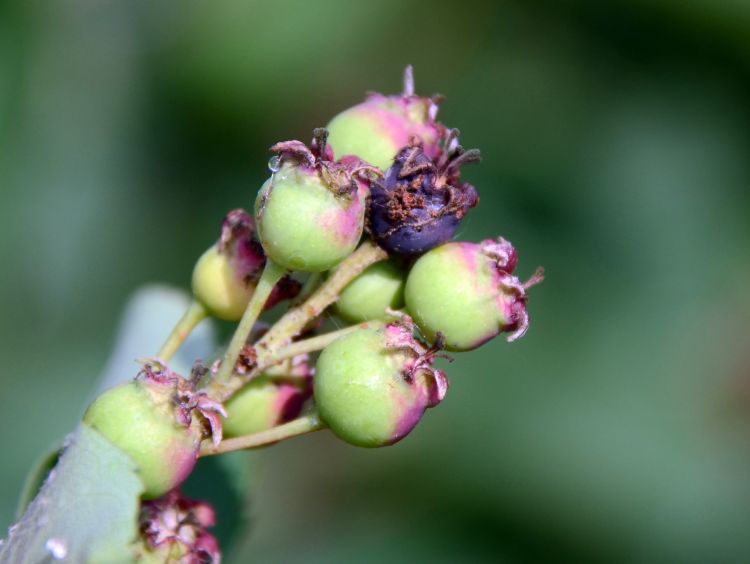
[192,209,300,321]
[327,66,444,170]
[313,322,447,448]
[368,135,480,256]
[83,382,201,499]
[404,238,543,351]
[83,362,225,499]
[192,246,255,321]
[255,129,376,272]
[333,260,406,323]
[222,375,307,437]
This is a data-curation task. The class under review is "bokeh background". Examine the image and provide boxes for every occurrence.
[2,0,750,562]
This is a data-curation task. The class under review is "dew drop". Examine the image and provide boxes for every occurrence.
[268,156,281,173]
[45,538,67,560]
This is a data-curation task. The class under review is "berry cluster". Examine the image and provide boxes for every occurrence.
[81,67,542,562]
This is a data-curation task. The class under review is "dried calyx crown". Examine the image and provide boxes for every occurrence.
[480,238,545,342]
[140,490,220,564]
[270,128,381,196]
[137,359,227,447]
[382,313,450,407]
[388,130,481,221]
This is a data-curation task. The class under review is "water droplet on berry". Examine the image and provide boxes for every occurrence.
[45,538,68,560]
[268,156,281,173]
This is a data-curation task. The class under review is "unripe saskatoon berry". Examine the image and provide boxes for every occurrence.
[327,66,444,170]
[192,209,300,321]
[314,321,447,447]
[255,129,376,272]
[404,238,543,351]
[368,134,480,256]
[83,362,225,498]
[222,375,307,437]
[333,260,406,323]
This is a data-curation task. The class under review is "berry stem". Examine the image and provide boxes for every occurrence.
[213,260,286,384]
[296,272,322,303]
[199,412,325,456]
[156,300,208,362]
[258,321,380,367]
[254,240,388,356]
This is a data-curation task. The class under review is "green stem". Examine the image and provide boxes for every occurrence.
[200,413,325,456]
[257,321,378,368]
[213,260,286,384]
[255,240,387,355]
[157,300,208,362]
[296,272,322,303]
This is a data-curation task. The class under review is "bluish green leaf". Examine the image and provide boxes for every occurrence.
[0,425,144,564]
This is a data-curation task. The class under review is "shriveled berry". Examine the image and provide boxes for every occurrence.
[327,66,444,170]
[333,260,406,323]
[404,238,543,351]
[83,362,225,498]
[255,129,376,272]
[368,134,480,256]
[192,209,300,321]
[313,321,447,447]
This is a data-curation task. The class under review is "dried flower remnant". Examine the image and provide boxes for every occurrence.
[138,491,221,564]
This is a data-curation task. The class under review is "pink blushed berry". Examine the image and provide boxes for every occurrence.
[255,129,377,272]
[327,66,445,170]
[313,318,447,447]
[404,238,543,351]
[192,209,300,321]
[83,361,226,498]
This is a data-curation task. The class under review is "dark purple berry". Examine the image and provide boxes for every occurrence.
[368,132,480,256]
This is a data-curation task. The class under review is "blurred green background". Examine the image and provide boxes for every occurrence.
[2,0,750,562]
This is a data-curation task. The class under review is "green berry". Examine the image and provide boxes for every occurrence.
[222,375,306,437]
[191,209,299,321]
[192,245,255,321]
[333,260,406,323]
[404,239,543,351]
[255,130,373,272]
[326,67,443,170]
[83,379,202,499]
[313,323,446,448]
